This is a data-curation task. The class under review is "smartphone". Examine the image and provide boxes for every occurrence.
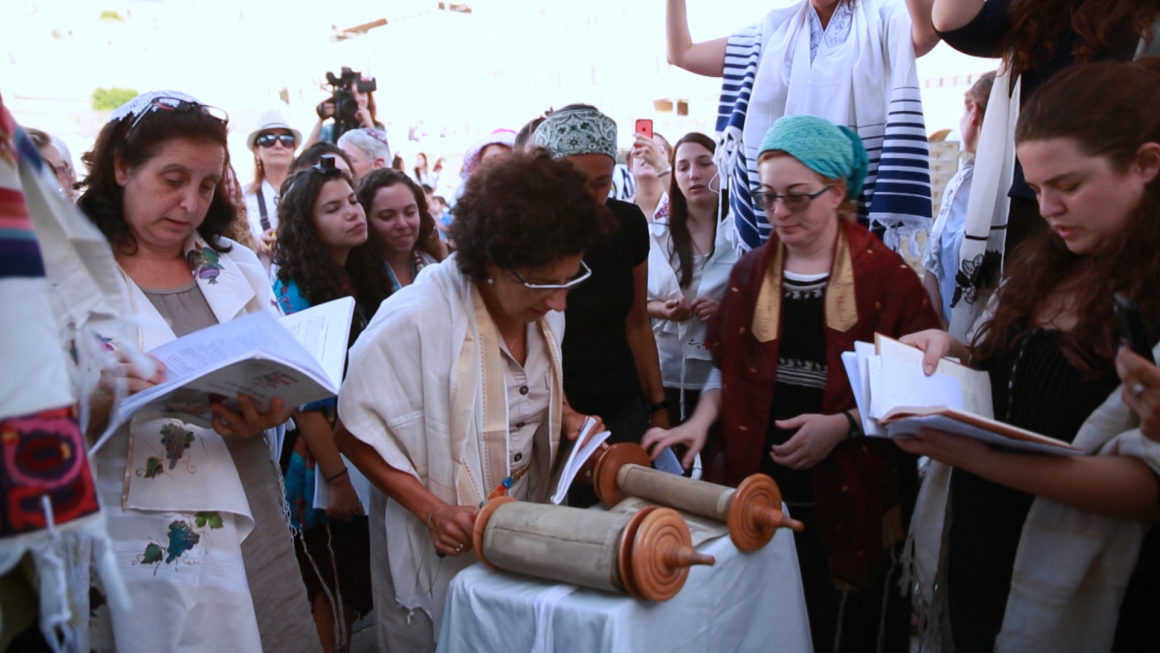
[634,118,653,140]
[1115,293,1155,363]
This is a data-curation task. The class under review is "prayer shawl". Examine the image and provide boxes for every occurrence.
[906,340,1160,653]
[338,256,565,631]
[945,67,1017,340]
[0,108,128,652]
[88,234,301,653]
[705,221,939,589]
[715,0,931,254]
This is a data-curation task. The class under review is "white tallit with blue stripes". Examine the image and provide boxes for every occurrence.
[714,0,932,253]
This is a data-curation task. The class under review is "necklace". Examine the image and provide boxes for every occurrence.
[1005,331,1034,422]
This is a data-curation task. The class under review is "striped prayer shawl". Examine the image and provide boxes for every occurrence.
[714,0,932,253]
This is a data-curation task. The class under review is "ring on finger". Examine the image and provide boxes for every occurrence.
[1132,382,1147,399]
[455,543,463,553]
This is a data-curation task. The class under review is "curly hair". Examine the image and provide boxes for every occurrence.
[449,149,615,280]
[273,167,393,312]
[972,58,1160,377]
[1002,0,1159,78]
[666,132,728,288]
[355,168,445,263]
[77,104,234,254]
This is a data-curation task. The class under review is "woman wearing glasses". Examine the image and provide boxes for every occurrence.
[644,115,938,652]
[356,168,448,292]
[243,110,300,268]
[77,92,314,652]
[334,151,610,650]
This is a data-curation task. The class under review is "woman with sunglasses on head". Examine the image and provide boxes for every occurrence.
[242,110,300,268]
[641,133,737,429]
[76,92,314,652]
[644,115,939,652]
[334,151,611,650]
[901,58,1160,653]
[272,156,393,653]
[356,168,448,292]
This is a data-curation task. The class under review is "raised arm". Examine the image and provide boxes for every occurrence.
[666,0,728,77]
[905,0,940,56]
[931,0,985,33]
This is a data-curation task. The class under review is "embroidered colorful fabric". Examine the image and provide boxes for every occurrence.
[0,406,99,538]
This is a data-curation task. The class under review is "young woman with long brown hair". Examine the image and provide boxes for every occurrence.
[902,57,1160,652]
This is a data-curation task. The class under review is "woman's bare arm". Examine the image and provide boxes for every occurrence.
[931,0,984,33]
[666,0,728,77]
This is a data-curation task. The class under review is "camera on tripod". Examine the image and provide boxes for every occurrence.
[320,67,377,140]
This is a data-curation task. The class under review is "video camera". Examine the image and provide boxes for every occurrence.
[321,67,377,140]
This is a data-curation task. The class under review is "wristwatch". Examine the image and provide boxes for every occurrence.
[842,410,862,440]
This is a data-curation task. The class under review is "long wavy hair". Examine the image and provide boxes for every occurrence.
[355,168,445,262]
[1001,0,1159,78]
[972,58,1160,377]
[273,166,393,313]
[666,132,728,288]
[77,103,234,254]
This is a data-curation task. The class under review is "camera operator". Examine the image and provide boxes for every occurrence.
[305,67,384,146]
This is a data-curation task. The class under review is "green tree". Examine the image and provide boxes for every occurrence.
[91,87,137,111]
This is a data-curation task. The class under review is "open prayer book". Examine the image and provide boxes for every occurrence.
[550,417,613,504]
[95,297,355,450]
[840,334,1082,456]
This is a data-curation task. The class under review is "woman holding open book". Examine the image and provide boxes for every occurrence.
[333,150,610,651]
[271,154,393,652]
[900,58,1160,652]
[77,91,315,652]
[643,115,939,652]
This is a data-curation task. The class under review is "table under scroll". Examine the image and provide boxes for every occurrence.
[437,503,813,653]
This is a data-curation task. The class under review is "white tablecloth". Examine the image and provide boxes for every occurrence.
[437,517,813,653]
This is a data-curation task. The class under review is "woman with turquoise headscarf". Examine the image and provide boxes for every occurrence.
[644,114,939,652]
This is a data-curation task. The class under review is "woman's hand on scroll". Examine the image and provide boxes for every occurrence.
[210,394,294,438]
[427,503,478,556]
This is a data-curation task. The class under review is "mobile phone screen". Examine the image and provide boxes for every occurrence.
[634,119,653,140]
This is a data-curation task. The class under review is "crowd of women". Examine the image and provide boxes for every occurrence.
[5,1,1160,652]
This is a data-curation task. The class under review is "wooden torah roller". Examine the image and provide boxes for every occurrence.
[589,443,804,552]
[472,496,714,601]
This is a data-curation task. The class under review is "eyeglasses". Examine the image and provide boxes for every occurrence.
[256,133,297,149]
[126,96,228,137]
[751,185,834,213]
[509,260,592,292]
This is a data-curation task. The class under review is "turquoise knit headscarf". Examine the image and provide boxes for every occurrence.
[757,115,869,199]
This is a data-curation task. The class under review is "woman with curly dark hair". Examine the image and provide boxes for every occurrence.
[271,154,392,652]
[334,150,612,650]
[356,168,448,291]
[76,91,312,652]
